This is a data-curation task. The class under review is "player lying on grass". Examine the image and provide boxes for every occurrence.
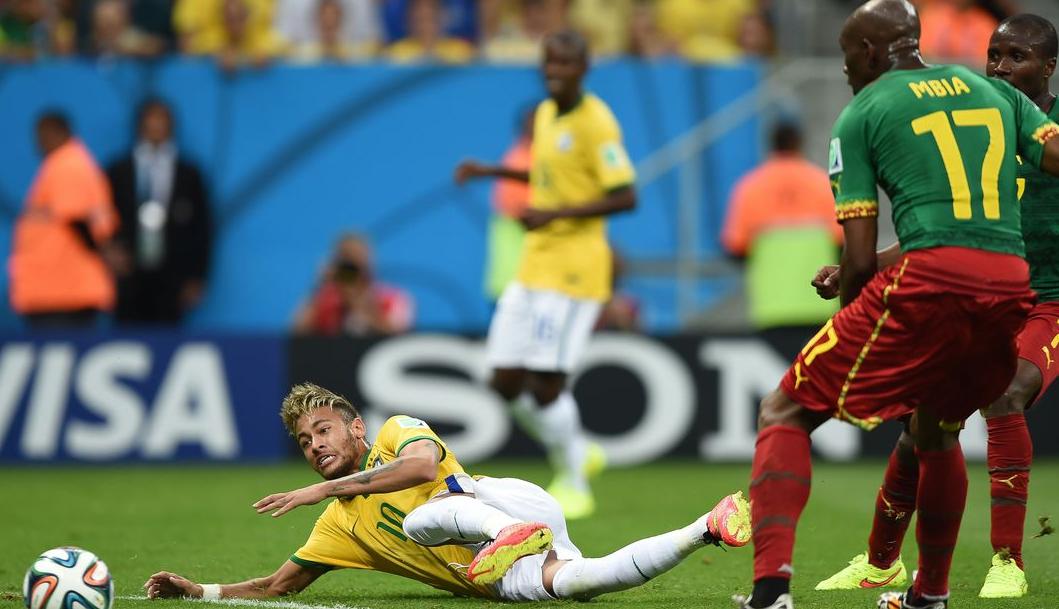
[734,1,1059,608]
[144,382,750,603]
[811,13,1059,601]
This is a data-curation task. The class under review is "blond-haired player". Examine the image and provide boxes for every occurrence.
[145,383,749,603]
[455,29,637,519]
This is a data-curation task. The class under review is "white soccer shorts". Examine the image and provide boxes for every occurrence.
[485,282,602,373]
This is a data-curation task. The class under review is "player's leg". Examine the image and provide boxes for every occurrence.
[402,494,524,546]
[484,282,540,436]
[521,291,603,519]
[543,492,751,600]
[817,430,915,591]
[734,388,830,609]
[903,405,966,607]
[978,357,1042,598]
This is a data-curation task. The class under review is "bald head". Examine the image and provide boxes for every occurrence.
[843,0,920,50]
[839,0,925,94]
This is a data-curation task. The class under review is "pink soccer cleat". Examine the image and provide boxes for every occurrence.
[705,491,752,548]
[466,522,554,585]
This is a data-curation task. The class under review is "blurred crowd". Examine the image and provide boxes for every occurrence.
[0,0,779,65]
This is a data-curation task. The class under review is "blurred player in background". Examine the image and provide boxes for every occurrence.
[734,1,1059,608]
[814,13,1059,601]
[454,30,637,519]
[144,383,750,603]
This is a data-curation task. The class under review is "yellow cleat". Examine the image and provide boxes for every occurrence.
[815,552,907,590]
[547,480,596,520]
[978,552,1028,598]
[584,442,607,479]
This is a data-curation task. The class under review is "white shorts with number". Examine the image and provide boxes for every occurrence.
[486,282,603,373]
[473,477,582,602]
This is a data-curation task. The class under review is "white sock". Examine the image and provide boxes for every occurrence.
[537,391,589,491]
[551,514,710,600]
[402,495,522,546]
[509,393,543,442]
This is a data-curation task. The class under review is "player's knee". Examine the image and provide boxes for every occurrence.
[489,372,524,402]
[757,389,796,429]
[982,391,1026,418]
[402,502,448,546]
[528,373,564,406]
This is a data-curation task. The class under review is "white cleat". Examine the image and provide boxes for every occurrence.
[732,593,794,608]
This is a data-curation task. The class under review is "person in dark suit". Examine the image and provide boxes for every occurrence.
[107,98,212,324]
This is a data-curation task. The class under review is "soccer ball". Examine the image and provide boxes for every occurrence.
[23,547,113,609]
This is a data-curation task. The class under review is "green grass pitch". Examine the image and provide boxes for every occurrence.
[2,460,1056,608]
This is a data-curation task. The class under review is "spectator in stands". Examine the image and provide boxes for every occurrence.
[107,98,212,324]
[0,0,53,59]
[277,0,379,53]
[385,0,474,63]
[737,10,774,57]
[568,0,632,57]
[381,0,476,43]
[916,0,1000,66]
[290,0,377,63]
[480,0,565,63]
[653,0,755,63]
[294,233,415,336]
[720,121,842,331]
[87,0,165,58]
[628,1,676,59]
[9,112,119,328]
[175,0,284,68]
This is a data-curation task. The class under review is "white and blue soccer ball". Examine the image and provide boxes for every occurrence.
[23,547,113,609]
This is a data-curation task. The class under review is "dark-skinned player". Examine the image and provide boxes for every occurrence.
[732,1,1059,608]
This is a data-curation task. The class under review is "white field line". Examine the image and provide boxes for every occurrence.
[118,596,369,609]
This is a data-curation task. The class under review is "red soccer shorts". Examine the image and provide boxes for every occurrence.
[780,247,1033,429]
[1016,300,1059,406]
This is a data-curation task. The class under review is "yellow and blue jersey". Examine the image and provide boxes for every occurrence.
[517,93,636,301]
[291,416,492,598]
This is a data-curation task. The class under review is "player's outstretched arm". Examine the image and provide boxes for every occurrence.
[454,160,530,184]
[255,440,441,517]
[144,561,323,600]
[520,185,636,230]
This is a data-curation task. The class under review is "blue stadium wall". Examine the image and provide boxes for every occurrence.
[0,58,762,333]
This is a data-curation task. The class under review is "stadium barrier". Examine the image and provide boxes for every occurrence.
[4,331,1059,463]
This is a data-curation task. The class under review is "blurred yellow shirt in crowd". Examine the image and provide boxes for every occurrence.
[655,0,752,62]
[518,94,636,302]
[385,38,475,64]
[174,0,286,59]
[568,0,633,57]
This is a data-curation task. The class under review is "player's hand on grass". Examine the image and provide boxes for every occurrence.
[811,265,840,300]
[254,483,329,517]
[520,208,558,230]
[454,160,490,184]
[144,571,202,599]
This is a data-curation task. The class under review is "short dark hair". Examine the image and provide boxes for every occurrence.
[36,111,71,135]
[544,29,590,63]
[1000,14,1058,61]
[136,97,174,129]
[771,121,802,153]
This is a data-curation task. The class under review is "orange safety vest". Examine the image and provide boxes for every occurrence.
[9,139,119,313]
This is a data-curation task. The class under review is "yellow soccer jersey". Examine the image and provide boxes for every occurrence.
[517,93,636,301]
[291,416,492,598]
